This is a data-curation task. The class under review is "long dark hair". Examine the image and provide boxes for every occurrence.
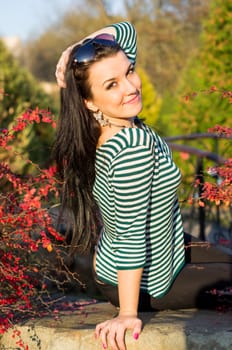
[53,41,121,255]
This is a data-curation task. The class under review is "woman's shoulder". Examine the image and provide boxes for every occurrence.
[115,123,171,159]
[120,124,155,148]
[96,121,163,162]
[104,123,157,161]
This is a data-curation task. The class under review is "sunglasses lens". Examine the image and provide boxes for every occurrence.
[73,43,96,64]
[72,34,117,65]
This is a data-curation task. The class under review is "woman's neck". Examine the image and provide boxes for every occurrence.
[101,117,136,129]
[97,117,139,148]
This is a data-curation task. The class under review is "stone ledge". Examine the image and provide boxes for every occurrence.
[1,302,232,350]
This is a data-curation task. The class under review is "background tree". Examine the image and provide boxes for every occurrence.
[171,0,232,138]
[137,67,162,128]
[22,0,116,82]
[124,0,209,94]
[22,0,209,98]
[157,0,232,189]
[0,41,57,173]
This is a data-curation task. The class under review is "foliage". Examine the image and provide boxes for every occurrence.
[0,40,58,173]
[161,0,232,191]
[171,0,232,136]
[195,125,232,207]
[0,41,56,125]
[169,88,232,187]
[137,67,162,127]
[0,106,67,337]
[0,103,100,349]
[185,125,232,249]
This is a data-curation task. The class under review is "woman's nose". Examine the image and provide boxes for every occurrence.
[123,77,138,94]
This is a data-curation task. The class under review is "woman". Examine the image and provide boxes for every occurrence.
[54,22,231,350]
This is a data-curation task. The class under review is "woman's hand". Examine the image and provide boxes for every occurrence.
[55,46,74,88]
[95,314,142,350]
[95,268,143,349]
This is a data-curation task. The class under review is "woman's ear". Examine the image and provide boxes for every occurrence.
[84,99,98,113]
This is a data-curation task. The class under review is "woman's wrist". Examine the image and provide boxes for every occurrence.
[119,309,138,317]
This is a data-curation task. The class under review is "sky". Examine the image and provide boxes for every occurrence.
[0,0,122,42]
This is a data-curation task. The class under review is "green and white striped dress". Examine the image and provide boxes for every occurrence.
[93,22,185,298]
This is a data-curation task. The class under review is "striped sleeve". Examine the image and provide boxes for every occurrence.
[110,145,154,270]
[111,21,137,64]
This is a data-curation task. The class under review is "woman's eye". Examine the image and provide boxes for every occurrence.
[128,66,135,74]
[106,82,117,90]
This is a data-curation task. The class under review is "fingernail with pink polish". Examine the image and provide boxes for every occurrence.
[102,344,107,349]
[133,332,139,340]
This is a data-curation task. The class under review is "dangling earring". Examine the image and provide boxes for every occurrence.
[93,110,109,127]
[93,110,129,128]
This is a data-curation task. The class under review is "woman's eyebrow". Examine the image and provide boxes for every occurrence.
[102,77,116,86]
[102,63,133,86]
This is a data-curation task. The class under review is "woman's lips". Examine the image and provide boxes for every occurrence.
[125,95,140,105]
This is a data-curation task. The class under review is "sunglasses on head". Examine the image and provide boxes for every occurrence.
[72,33,118,66]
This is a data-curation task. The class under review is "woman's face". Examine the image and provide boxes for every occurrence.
[85,50,142,123]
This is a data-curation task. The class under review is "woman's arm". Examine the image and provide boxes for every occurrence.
[118,268,143,316]
[55,21,137,88]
